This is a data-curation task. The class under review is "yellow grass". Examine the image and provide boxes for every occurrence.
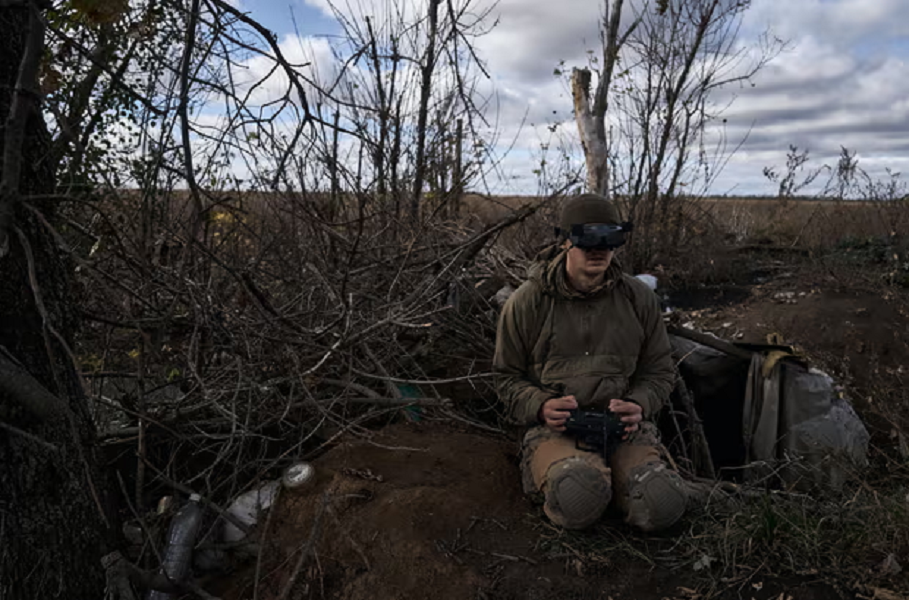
[463,194,909,248]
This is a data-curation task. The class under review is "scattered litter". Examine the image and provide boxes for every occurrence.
[342,467,385,482]
[494,284,515,307]
[223,480,280,543]
[283,462,315,490]
[157,496,173,515]
[880,554,902,575]
[721,322,733,328]
[149,494,204,600]
[692,554,715,571]
[773,291,798,304]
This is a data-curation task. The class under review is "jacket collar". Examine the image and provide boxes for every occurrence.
[529,244,624,300]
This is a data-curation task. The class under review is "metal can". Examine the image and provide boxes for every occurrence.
[282,461,315,491]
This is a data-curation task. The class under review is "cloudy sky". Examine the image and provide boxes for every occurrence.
[237,0,909,196]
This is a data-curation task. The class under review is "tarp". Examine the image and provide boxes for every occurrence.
[743,355,870,491]
[670,331,869,492]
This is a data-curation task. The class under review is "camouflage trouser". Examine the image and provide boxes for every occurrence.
[520,423,687,531]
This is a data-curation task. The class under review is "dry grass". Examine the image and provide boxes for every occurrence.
[465,193,909,247]
[535,479,909,599]
[697,196,909,248]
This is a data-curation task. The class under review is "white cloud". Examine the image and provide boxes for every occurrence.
[249,0,909,195]
[745,0,909,46]
[474,0,604,83]
[228,33,340,107]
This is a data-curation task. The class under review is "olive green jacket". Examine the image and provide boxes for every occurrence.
[494,246,674,425]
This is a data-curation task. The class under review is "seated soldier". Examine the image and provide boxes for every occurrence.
[494,193,687,531]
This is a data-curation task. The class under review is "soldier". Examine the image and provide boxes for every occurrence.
[494,193,687,531]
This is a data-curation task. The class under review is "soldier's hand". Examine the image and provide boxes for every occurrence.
[539,396,578,432]
[609,398,642,439]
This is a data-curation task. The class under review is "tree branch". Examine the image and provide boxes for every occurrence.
[205,0,313,126]
[43,21,165,117]
[0,1,44,257]
[0,345,69,422]
[179,0,204,242]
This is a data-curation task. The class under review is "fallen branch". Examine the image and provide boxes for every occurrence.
[668,326,753,361]
[140,459,252,539]
[349,367,494,385]
[103,550,221,599]
[276,493,330,600]
[674,369,716,480]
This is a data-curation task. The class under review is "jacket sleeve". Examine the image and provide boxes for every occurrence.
[624,281,675,419]
[494,284,554,426]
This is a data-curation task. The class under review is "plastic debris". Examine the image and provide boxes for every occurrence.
[156,495,173,515]
[494,284,516,307]
[148,494,204,600]
[222,481,280,543]
[880,554,902,576]
[634,273,658,291]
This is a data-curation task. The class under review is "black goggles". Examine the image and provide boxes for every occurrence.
[563,222,633,250]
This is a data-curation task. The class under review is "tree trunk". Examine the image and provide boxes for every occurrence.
[571,67,610,196]
[571,0,637,197]
[410,0,441,222]
[0,5,112,598]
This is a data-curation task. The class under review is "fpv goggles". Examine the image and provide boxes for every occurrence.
[558,222,634,250]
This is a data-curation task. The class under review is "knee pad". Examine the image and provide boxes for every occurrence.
[543,458,612,530]
[625,463,686,532]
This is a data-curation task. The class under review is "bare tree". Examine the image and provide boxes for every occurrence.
[571,0,640,196]
[301,0,497,224]
[0,2,112,597]
[571,0,783,267]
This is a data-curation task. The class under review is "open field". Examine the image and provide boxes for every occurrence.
[463,194,909,249]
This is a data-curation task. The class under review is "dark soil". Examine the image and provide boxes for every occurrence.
[212,421,851,600]
[213,421,737,600]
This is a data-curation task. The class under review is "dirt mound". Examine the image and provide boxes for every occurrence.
[683,283,908,373]
[673,267,909,470]
[214,422,689,600]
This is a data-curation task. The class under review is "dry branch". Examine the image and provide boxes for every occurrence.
[276,493,330,600]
